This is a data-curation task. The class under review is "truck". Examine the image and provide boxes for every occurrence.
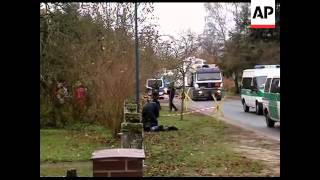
[183,57,206,87]
[186,65,224,101]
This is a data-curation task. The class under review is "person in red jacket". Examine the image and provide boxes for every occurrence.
[74,81,87,112]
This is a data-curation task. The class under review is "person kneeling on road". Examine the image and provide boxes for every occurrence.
[142,101,178,132]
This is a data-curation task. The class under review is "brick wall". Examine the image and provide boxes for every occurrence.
[91,148,145,177]
[93,158,143,177]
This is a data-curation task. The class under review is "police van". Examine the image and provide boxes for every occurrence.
[145,78,165,99]
[240,65,280,115]
[262,68,280,127]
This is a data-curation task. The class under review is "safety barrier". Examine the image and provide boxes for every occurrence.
[182,88,192,111]
[161,88,225,117]
[211,93,224,117]
[160,106,216,117]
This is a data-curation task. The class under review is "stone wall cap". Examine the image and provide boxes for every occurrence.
[91,148,145,159]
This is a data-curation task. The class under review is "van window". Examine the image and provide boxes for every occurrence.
[255,76,267,89]
[264,78,272,93]
[253,77,257,88]
[270,78,280,93]
[147,80,163,88]
[197,72,221,81]
[242,77,252,89]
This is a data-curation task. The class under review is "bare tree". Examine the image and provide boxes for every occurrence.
[201,3,235,62]
[158,30,199,120]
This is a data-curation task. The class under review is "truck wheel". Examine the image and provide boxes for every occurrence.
[242,100,249,112]
[255,102,263,115]
[265,111,275,128]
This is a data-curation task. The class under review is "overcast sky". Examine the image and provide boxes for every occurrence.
[153,2,235,40]
[153,3,206,39]
[41,2,236,40]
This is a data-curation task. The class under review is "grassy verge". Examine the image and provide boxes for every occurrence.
[40,123,119,163]
[144,106,264,176]
[40,107,264,177]
[40,161,92,177]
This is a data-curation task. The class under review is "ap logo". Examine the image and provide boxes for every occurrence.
[251,0,275,28]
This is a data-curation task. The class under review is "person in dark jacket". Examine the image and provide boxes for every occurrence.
[142,101,160,131]
[168,82,178,111]
[142,100,179,132]
[152,90,161,110]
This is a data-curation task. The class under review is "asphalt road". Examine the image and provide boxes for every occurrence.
[172,97,280,141]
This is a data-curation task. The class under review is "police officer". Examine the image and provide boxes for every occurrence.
[142,101,160,131]
[168,82,178,111]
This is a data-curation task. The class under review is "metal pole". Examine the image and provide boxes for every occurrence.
[135,3,140,112]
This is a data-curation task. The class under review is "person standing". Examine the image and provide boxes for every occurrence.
[168,82,178,111]
[74,81,87,113]
[53,80,69,127]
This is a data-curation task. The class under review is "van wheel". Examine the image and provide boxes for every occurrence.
[242,100,249,112]
[255,102,263,115]
[265,111,275,127]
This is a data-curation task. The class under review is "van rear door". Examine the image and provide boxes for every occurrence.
[269,78,280,121]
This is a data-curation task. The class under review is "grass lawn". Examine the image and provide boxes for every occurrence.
[40,161,92,177]
[40,123,119,176]
[40,106,264,177]
[143,106,264,176]
[40,124,118,162]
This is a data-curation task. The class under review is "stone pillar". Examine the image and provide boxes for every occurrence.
[120,100,143,149]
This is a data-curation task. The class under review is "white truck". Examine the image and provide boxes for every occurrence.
[186,65,224,101]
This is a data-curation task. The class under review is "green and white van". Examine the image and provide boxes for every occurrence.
[262,69,280,127]
[240,65,280,115]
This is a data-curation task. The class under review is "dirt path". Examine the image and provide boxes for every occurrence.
[224,123,280,176]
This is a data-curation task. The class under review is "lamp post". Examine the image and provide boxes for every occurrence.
[135,2,140,112]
